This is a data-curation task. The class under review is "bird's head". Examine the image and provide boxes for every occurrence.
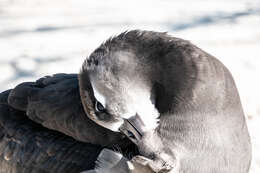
[79,31,179,172]
[79,31,162,140]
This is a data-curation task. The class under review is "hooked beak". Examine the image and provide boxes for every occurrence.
[119,114,146,144]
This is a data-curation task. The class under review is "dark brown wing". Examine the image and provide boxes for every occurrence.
[0,91,102,173]
[7,73,129,147]
[0,74,136,173]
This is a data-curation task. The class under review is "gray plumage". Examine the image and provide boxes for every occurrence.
[0,30,252,173]
[80,30,252,173]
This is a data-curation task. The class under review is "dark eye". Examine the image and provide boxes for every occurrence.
[95,101,106,113]
[127,130,136,140]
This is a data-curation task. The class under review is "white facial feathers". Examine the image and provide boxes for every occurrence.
[103,121,123,132]
[92,84,106,107]
[136,99,160,131]
[122,88,160,131]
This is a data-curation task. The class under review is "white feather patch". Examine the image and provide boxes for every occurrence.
[92,85,106,107]
[124,88,160,131]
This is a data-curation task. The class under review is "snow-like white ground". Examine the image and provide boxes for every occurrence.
[0,0,260,172]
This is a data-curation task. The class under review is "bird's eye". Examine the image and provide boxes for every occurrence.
[127,130,136,140]
[95,100,106,113]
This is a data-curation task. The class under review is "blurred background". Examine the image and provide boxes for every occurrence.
[0,0,259,172]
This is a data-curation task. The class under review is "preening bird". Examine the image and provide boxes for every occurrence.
[80,30,252,172]
[0,30,252,173]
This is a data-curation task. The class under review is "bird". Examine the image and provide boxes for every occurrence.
[79,30,252,172]
[0,73,141,173]
[0,30,252,173]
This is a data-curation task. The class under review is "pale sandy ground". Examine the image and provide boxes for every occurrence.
[0,0,260,172]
